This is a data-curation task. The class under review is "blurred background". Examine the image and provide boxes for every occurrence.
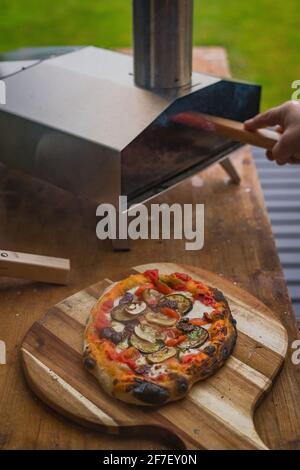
[0,0,298,109]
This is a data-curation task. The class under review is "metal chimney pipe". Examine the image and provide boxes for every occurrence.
[133,0,194,90]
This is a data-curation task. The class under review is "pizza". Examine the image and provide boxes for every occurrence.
[83,269,237,406]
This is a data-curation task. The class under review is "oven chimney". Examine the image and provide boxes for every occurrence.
[133,0,194,90]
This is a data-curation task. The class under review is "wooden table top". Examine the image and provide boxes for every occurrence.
[0,48,299,450]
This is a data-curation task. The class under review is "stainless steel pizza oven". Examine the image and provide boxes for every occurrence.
[0,0,260,207]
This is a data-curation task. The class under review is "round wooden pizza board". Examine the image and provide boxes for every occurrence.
[21,263,288,450]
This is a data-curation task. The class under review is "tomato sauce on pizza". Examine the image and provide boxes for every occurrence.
[84,269,237,406]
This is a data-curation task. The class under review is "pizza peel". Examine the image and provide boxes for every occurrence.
[172,112,300,163]
[21,263,288,450]
[171,112,280,151]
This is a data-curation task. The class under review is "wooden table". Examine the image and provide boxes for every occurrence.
[0,48,299,450]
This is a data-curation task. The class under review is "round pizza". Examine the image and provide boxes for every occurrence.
[83,269,237,406]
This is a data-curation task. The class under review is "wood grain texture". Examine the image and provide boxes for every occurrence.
[0,48,300,450]
[172,113,280,151]
[0,250,70,285]
[21,263,288,450]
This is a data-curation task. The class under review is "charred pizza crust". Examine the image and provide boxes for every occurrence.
[84,270,237,406]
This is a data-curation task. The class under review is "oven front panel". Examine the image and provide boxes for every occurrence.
[122,80,261,201]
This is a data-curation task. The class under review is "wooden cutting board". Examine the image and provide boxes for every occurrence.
[21,263,288,450]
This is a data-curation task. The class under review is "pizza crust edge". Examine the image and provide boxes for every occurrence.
[83,274,237,406]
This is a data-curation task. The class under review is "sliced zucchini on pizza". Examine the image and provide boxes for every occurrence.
[159,293,192,316]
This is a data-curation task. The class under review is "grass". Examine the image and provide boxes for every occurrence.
[0,0,298,109]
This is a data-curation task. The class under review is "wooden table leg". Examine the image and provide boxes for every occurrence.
[220,157,241,184]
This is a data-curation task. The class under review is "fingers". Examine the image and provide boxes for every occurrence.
[265,131,297,165]
[244,106,283,131]
[266,150,275,161]
[266,150,300,165]
[248,101,300,166]
[271,132,297,165]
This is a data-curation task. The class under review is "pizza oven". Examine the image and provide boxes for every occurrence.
[0,1,260,219]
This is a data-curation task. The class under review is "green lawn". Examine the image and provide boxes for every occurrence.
[0,0,298,109]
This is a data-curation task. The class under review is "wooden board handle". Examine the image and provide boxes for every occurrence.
[0,250,70,285]
[204,113,280,150]
[172,112,280,151]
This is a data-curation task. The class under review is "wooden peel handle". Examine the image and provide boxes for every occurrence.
[201,113,280,151]
[0,250,70,285]
[175,112,279,151]
[177,113,300,163]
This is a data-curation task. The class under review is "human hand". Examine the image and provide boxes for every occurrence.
[244,101,300,165]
